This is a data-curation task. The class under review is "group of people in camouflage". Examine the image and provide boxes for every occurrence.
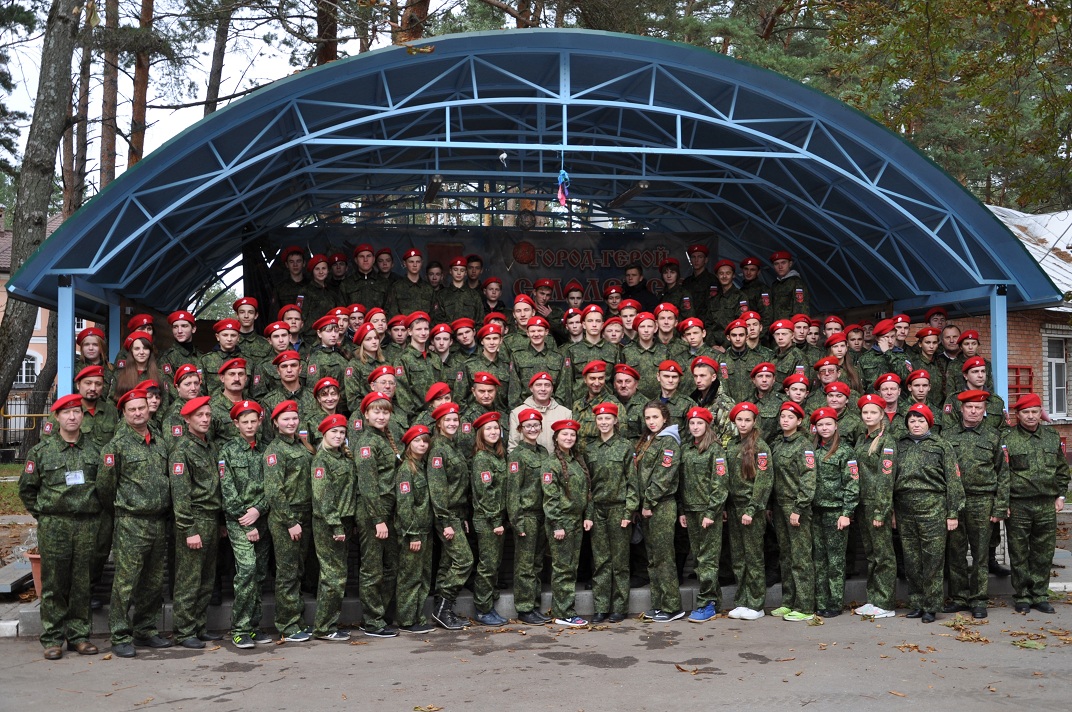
[18,243,1069,660]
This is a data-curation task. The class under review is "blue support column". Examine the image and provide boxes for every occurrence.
[990,285,1009,403]
[56,277,75,397]
[108,301,122,361]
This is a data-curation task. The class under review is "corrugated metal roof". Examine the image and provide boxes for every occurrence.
[991,206,1072,312]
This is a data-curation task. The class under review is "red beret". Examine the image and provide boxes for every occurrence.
[264,320,290,337]
[654,302,679,317]
[814,356,839,370]
[228,400,263,420]
[360,391,392,413]
[906,369,930,384]
[402,424,431,444]
[810,407,839,425]
[449,256,467,268]
[425,382,452,403]
[277,304,302,319]
[563,280,584,295]
[957,389,990,403]
[482,277,502,289]
[581,304,604,318]
[402,248,421,260]
[907,403,934,427]
[690,355,719,372]
[533,278,555,291]
[306,254,328,271]
[134,379,160,392]
[516,408,542,424]
[729,402,759,420]
[750,362,776,378]
[633,311,656,326]
[874,373,901,388]
[272,350,301,366]
[328,253,347,265]
[526,316,550,330]
[472,371,501,386]
[218,357,247,375]
[614,364,640,380]
[353,243,374,256]
[313,377,340,396]
[116,389,149,410]
[432,402,461,421]
[405,311,431,328]
[858,394,884,410]
[915,327,940,339]
[619,299,642,311]
[824,332,847,347]
[279,245,305,262]
[592,402,619,417]
[658,360,684,374]
[769,319,793,334]
[658,258,680,271]
[686,406,713,423]
[214,318,240,334]
[232,297,258,312]
[783,373,809,389]
[1012,393,1042,410]
[514,294,536,308]
[483,313,507,325]
[180,395,212,417]
[472,411,501,430]
[126,314,154,331]
[77,327,105,345]
[365,307,385,322]
[51,394,82,413]
[924,306,948,321]
[677,317,704,333]
[123,330,152,351]
[387,315,407,329]
[769,250,792,262]
[713,259,735,272]
[740,257,761,268]
[451,318,476,332]
[529,371,554,387]
[375,247,392,257]
[271,400,299,420]
[168,310,196,325]
[741,310,762,322]
[962,356,987,373]
[353,322,378,345]
[871,319,895,337]
[892,314,911,325]
[725,319,748,335]
[367,365,395,384]
[582,360,608,376]
[312,314,338,331]
[603,284,623,298]
[172,363,200,386]
[687,244,709,256]
[780,401,805,419]
[318,413,348,433]
[430,323,453,337]
[75,365,104,382]
[824,381,850,396]
[551,419,581,432]
[349,303,366,315]
[791,313,811,325]
[958,330,981,344]
[477,324,503,341]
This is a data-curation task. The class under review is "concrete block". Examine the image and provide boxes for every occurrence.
[0,619,18,637]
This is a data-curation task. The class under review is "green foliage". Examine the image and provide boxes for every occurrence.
[191,280,242,319]
[0,0,41,176]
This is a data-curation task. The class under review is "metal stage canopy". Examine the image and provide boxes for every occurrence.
[6,29,1061,396]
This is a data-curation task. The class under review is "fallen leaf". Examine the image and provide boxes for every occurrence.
[349,641,369,646]
[134,699,154,707]
[674,664,699,675]
[414,706,443,712]
[987,686,997,692]
[794,670,803,676]
[775,657,796,662]
[209,645,221,651]
[1013,639,1046,649]
[889,691,906,697]
[101,654,112,661]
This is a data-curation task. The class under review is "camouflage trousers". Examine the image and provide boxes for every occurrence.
[173,516,221,640]
[858,505,896,611]
[642,501,682,613]
[395,536,432,627]
[226,519,269,636]
[685,509,725,607]
[433,510,474,602]
[946,494,994,608]
[895,494,946,612]
[590,503,632,615]
[472,524,506,613]
[37,514,99,648]
[812,508,848,612]
[772,503,812,613]
[312,515,352,637]
[91,509,113,589]
[357,515,399,630]
[511,514,545,614]
[544,518,582,619]
[268,509,313,636]
[727,505,765,610]
[1008,495,1057,605]
[108,515,167,645]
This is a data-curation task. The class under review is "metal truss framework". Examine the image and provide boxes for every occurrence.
[8,30,1058,321]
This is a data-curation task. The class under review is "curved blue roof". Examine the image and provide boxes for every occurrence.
[8,29,1058,317]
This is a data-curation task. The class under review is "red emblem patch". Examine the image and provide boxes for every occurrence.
[172,425,184,437]
[1001,444,1009,464]
[882,459,893,474]
[352,419,363,431]
[805,451,816,469]
[481,471,492,484]
[848,460,858,476]
[955,463,962,477]
[683,296,691,310]
[116,359,126,369]
[219,461,226,478]
[42,422,52,434]
[761,293,770,307]
[720,364,729,379]
[564,357,571,368]
[172,462,184,475]
[509,462,519,473]
[360,446,371,459]
[399,481,411,494]
[308,364,317,374]
[314,467,324,479]
[345,367,353,377]
[266,454,277,466]
[395,367,404,377]
[709,286,718,297]
[432,457,443,469]
[715,458,726,477]
[542,472,552,484]
[462,423,471,433]
[944,403,952,414]
[739,301,748,314]
[757,453,768,471]
[253,375,261,385]
[456,371,464,381]
[24,461,34,474]
[104,454,114,466]
[163,364,172,374]
[795,289,804,303]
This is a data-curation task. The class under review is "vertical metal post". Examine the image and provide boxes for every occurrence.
[57,277,75,397]
[108,301,122,361]
[990,285,1009,403]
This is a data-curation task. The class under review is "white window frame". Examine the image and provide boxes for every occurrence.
[15,353,39,386]
[1045,336,1069,419]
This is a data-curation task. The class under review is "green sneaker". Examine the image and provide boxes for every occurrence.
[770,606,791,617]
[783,611,814,622]
[232,633,255,649]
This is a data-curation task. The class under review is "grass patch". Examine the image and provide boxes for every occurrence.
[0,479,26,515]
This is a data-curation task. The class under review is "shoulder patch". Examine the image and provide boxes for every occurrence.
[542,471,552,484]
[432,456,443,469]
[955,463,962,478]
[715,457,726,477]
[462,422,471,433]
[456,370,464,381]
[761,293,770,306]
[42,422,53,435]
[218,460,226,478]
[804,450,816,469]
[1001,444,1009,464]
[481,471,492,484]
[314,467,324,479]
[23,460,34,474]
[944,403,953,414]
[399,481,411,494]
[172,425,184,437]
[662,449,674,467]
[757,453,768,471]
[253,375,261,385]
[116,359,126,369]
[795,288,804,303]
[345,367,353,377]
[395,366,404,377]
[104,453,114,466]
[172,462,184,475]
[564,357,571,368]
[848,460,858,476]
[882,448,894,455]
[360,446,371,459]
[352,419,363,431]
[162,363,172,374]
[266,453,277,467]
[510,461,519,473]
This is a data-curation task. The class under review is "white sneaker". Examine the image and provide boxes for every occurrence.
[739,608,765,621]
[854,603,877,616]
[727,607,745,619]
[870,607,896,619]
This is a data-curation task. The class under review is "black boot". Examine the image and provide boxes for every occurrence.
[988,556,1011,577]
[439,599,467,630]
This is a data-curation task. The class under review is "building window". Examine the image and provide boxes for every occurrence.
[15,355,38,386]
[1045,338,1068,419]
[75,318,85,332]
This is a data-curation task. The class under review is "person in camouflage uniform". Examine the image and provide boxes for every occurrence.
[218,400,273,647]
[74,326,115,403]
[768,401,816,621]
[263,401,315,641]
[157,311,201,391]
[823,382,866,447]
[678,406,729,623]
[654,303,691,365]
[394,425,436,633]
[705,260,749,346]
[507,409,552,625]
[809,407,858,617]
[427,402,474,629]
[352,392,403,637]
[341,244,389,308]
[200,318,253,397]
[850,394,898,618]
[724,402,774,620]
[457,324,514,413]
[298,254,344,335]
[894,404,964,622]
[233,297,273,366]
[656,259,694,317]
[387,249,436,317]
[610,364,648,441]
[1005,393,1071,614]
[311,414,358,641]
[250,321,295,400]
[435,256,483,325]
[681,244,718,320]
[20,394,102,658]
[397,312,439,405]
[768,250,810,321]
[469,412,510,626]
[911,327,947,410]
[582,403,634,623]
[564,305,621,395]
[627,401,685,621]
[943,390,1009,618]
[653,359,696,428]
[305,314,350,390]
[509,315,571,407]
[736,259,770,326]
[458,372,501,456]
[857,320,911,392]
[768,319,810,386]
[98,389,173,657]
[169,395,223,649]
[621,312,669,401]
[540,420,592,627]
[687,356,738,446]
[720,318,764,404]
[941,357,1008,433]
[210,358,250,443]
[747,362,787,443]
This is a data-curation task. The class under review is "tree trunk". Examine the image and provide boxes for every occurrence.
[18,311,57,460]
[316,0,337,65]
[99,0,118,187]
[0,0,82,406]
[73,30,91,208]
[128,0,154,167]
[397,0,430,43]
[204,5,233,116]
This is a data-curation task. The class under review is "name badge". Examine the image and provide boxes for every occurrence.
[65,470,85,486]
